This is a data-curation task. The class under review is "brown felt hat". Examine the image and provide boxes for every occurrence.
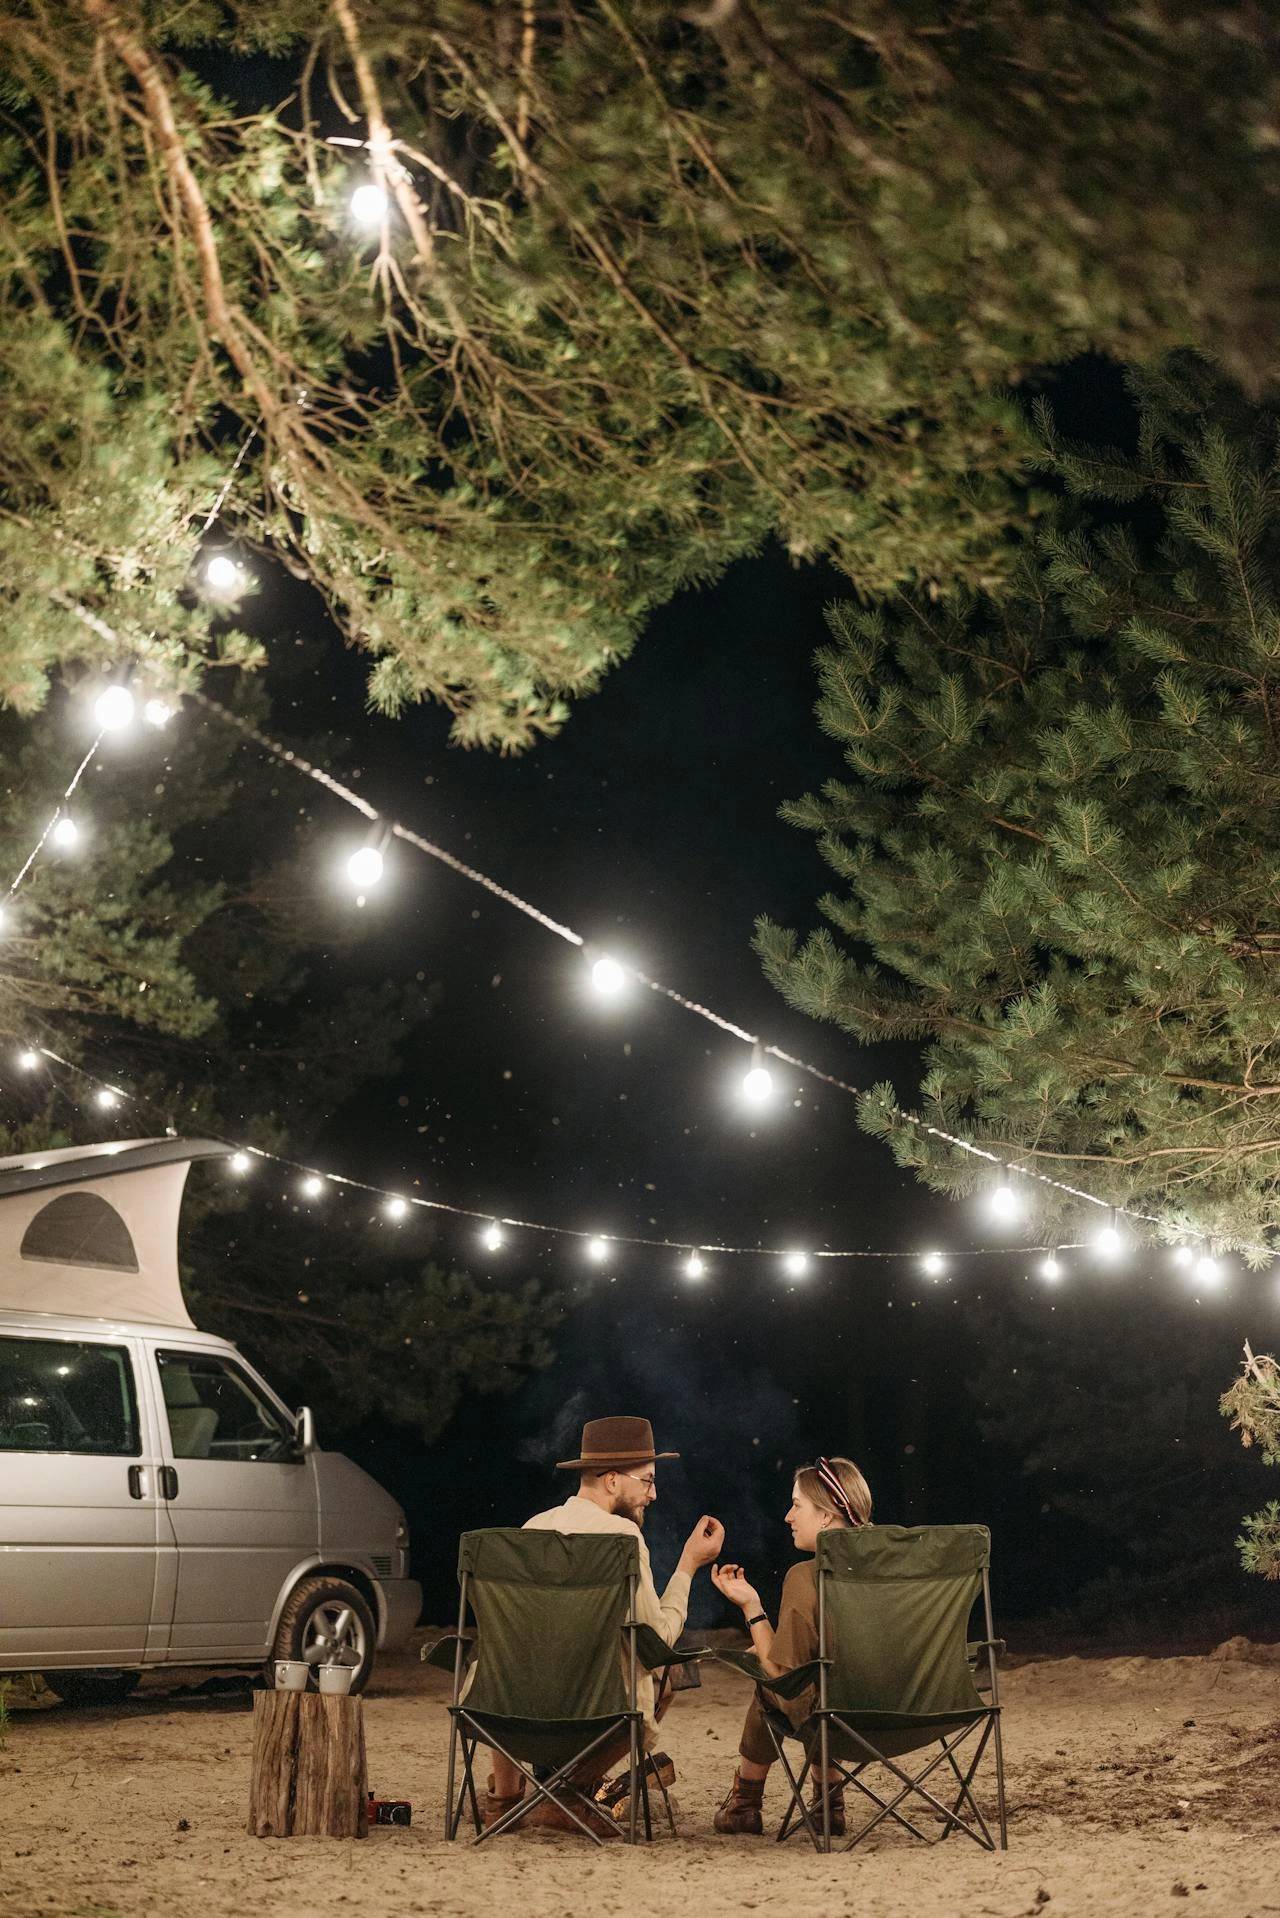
[555,1415,679,1472]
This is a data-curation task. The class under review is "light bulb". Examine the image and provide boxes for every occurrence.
[347,845,384,889]
[17,1050,39,1071]
[585,1236,610,1263]
[204,554,241,592]
[385,1197,409,1222]
[1095,1224,1123,1258]
[95,1088,120,1109]
[783,1251,810,1278]
[683,1252,705,1280]
[52,816,79,848]
[989,1184,1020,1220]
[590,956,625,995]
[1039,1254,1062,1281]
[483,1222,503,1252]
[94,685,134,731]
[230,1151,252,1174]
[1171,1246,1194,1268]
[301,1175,325,1199]
[921,1251,947,1278]
[741,1065,773,1103]
[144,698,174,729]
[1194,1255,1222,1287]
[350,182,389,224]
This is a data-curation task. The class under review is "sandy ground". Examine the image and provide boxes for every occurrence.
[4,1634,1280,1918]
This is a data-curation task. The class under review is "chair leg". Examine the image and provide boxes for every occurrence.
[992,1708,1008,1849]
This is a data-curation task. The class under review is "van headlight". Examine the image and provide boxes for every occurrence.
[395,1519,409,1548]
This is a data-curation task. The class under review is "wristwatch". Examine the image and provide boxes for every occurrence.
[745,1611,768,1628]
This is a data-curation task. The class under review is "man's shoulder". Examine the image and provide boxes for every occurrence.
[523,1497,643,1540]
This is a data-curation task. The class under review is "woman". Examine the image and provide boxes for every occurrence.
[710,1455,873,1837]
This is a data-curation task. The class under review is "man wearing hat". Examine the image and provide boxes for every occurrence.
[484,1414,725,1831]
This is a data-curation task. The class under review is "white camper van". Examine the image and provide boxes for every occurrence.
[0,1137,421,1703]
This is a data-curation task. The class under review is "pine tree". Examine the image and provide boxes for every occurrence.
[0,681,559,1438]
[1,5,1279,747]
[1220,1345,1280,1581]
[758,356,1280,1253]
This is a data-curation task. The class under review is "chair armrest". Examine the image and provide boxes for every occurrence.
[629,1621,714,1672]
[420,1631,474,1672]
[967,1638,1006,1662]
[713,1649,828,1700]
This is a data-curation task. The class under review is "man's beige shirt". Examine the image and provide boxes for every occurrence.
[523,1493,691,1731]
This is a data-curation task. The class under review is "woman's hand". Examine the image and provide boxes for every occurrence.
[710,1561,761,1616]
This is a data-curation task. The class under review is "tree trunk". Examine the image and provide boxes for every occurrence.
[248,1691,368,1839]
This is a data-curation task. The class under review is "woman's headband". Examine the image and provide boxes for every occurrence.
[816,1456,862,1527]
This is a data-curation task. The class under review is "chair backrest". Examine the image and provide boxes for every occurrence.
[817,1523,990,1718]
[457,1527,636,1723]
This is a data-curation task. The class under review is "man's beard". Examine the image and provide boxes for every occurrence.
[615,1493,648,1528]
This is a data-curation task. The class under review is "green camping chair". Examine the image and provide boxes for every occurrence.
[429,1528,703,1846]
[728,1524,1007,1855]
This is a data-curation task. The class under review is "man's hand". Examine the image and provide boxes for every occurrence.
[678,1514,726,1575]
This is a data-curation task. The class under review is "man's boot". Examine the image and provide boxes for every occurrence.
[713,1768,766,1835]
[482,1772,526,1830]
[809,1774,846,1840]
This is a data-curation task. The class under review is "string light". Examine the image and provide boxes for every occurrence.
[51,816,79,849]
[590,956,626,996]
[1172,1246,1195,1268]
[300,1174,325,1200]
[229,1151,252,1174]
[740,1044,774,1105]
[1039,1253,1062,1281]
[144,698,174,729]
[683,1251,706,1280]
[204,554,242,594]
[1095,1216,1124,1259]
[94,1088,120,1109]
[783,1251,810,1278]
[17,1050,39,1072]
[920,1251,947,1279]
[1194,1255,1223,1287]
[482,1221,504,1251]
[384,1196,409,1222]
[94,686,134,732]
[989,1184,1021,1221]
[350,181,389,224]
[585,1235,611,1263]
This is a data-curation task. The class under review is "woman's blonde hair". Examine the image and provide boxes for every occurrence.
[794,1456,872,1528]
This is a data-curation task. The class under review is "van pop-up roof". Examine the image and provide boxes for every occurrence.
[0,1138,231,1326]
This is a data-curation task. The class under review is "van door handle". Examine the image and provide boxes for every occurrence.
[158,1465,179,1500]
[127,1465,147,1499]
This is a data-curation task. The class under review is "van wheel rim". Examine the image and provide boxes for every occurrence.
[303,1602,367,1667]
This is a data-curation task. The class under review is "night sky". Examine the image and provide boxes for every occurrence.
[181,490,1265,1638]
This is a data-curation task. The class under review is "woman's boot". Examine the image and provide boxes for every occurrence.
[713,1768,766,1835]
[809,1775,846,1840]
[482,1773,525,1829]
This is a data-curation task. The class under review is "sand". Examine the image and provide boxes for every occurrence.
[4,1633,1280,1918]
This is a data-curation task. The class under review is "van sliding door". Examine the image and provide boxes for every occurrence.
[0,1333,163,1668]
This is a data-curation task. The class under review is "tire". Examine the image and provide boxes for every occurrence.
[41,1670,140,1708]
[270,1577,376,1694]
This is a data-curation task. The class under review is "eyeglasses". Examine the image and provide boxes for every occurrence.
[617,1470,657,1490]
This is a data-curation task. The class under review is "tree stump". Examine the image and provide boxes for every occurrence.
[248,1690,368,1839]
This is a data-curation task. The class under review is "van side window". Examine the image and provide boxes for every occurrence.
[0,1336,140,1455]
[156,1351,295,1462]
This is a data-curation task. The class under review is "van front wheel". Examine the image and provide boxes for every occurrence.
[271,1577,376,1693]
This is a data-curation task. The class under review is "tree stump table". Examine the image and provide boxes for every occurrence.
[248,1690,368,1839]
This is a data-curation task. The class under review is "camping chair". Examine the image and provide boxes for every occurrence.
[726,1524,1006,1855]
[427,1528,705,1846]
